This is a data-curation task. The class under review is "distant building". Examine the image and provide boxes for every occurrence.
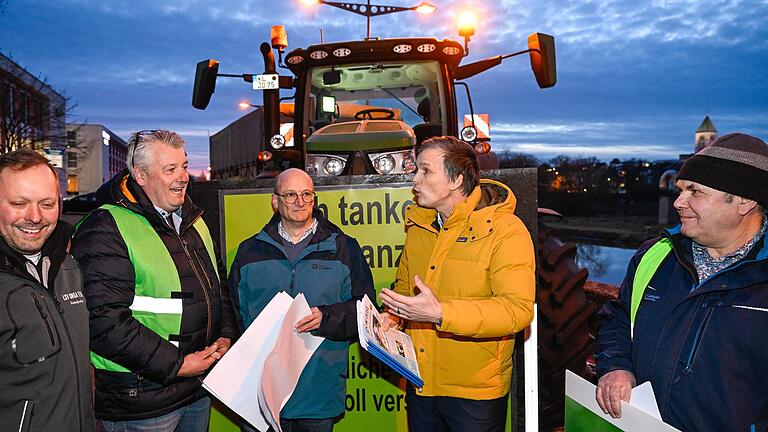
[694,115,718,152]
[0,52,67,192]
[65,124,127,195]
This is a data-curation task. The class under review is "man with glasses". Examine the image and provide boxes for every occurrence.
[0,149,95,431]
[229,168,375,432]
[71,130,236,431]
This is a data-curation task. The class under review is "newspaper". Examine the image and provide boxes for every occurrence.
[357,294,423,387]
[203,292,324,432]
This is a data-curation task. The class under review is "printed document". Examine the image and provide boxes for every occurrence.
[357,294,423,387]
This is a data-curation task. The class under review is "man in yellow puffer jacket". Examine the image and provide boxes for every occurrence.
[381,136,535,432]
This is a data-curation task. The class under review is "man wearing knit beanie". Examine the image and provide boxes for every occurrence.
[595,132,768,431]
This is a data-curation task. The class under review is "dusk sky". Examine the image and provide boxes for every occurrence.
[2,0,766,173]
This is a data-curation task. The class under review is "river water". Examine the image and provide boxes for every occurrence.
[576,244,637,286]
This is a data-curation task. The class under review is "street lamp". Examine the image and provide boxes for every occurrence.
[238,100,257,110]
[299,0,437,39]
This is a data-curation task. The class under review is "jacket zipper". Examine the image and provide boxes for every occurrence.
[663,302,715,417]
[290,267,296,292]
[175,218,213,343]
[682,303,715,372]
[31,275,85,431]
[54,290,84,431]
[31,293,55,346]
[18,400,30,432]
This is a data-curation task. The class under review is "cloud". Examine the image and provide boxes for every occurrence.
[509,142,673,158]
[3,0,766,175]
[493,121,618,134]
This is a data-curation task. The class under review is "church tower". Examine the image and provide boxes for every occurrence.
[694,115,718,153]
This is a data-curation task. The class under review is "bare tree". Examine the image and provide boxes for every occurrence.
[0,52,85,155]
[497,150,539,168]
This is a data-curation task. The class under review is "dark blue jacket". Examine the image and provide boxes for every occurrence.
[228,209,375,420]
[595,225,768,431]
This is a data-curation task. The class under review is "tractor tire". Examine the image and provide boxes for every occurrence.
[536,215,599,431]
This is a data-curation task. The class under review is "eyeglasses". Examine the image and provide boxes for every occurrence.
[128,129,160,168]
[275,190,315,204]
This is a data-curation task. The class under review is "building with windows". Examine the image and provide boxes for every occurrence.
[1,52,67,192]
[65,124,127,195]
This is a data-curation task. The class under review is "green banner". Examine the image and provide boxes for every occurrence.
[214,184,512,431]
[216,184,413,431]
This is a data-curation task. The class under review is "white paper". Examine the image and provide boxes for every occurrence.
[565,370,681,431]
[202,292,323,432]
[630,381,662,420]
[259,293,324,432]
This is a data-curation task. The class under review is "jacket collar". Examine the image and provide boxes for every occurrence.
[0,221,73,287]
[98,169,203,233]
[258,208,339,251]
[406,179,517,232]
[662,224,768,287]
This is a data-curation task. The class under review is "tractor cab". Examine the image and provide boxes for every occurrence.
[284,38,464,176]
[192,22,555,178]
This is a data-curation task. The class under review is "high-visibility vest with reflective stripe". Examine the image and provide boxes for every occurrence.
[630,238,673,338]
[89,204,219,372]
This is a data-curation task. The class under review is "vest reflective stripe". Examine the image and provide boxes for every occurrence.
[630,238,673,338]
[130,296,183,315]
[89,204,217,372]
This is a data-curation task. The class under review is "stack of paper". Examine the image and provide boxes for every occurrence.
[356,295,423,387]
[203,292,324,432]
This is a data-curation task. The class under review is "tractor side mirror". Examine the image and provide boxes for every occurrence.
[528,33,557,89]
[192,59,219,109]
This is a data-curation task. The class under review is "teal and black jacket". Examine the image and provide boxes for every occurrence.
[71,170,237,421]
[595,225,768,431]
[229,209,375,420]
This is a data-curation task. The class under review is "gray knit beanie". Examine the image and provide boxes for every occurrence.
[677,133,768,206]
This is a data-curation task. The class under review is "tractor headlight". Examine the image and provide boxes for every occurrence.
[306,154,347,177]
[270,133,286,149]
[323,157,345,176]
[460,125,478,143]
[368,150,416,175]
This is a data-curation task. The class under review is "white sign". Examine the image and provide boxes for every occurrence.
[253,74,279,90]
[280,122,294,147]
[44,148,64,168]
[464,114,491,140]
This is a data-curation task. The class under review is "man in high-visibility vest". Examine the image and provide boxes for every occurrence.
[72,130,236,431]
[595,133,768,431]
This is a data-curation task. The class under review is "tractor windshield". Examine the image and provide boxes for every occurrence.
[304,60,447,142]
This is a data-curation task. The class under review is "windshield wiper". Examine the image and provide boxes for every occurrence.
[379,87,421,119]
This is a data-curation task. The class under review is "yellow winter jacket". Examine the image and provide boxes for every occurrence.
[394,179,535,399]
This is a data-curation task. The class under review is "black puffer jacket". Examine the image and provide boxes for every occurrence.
[0,222,95,431]
[71,170,237,421]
